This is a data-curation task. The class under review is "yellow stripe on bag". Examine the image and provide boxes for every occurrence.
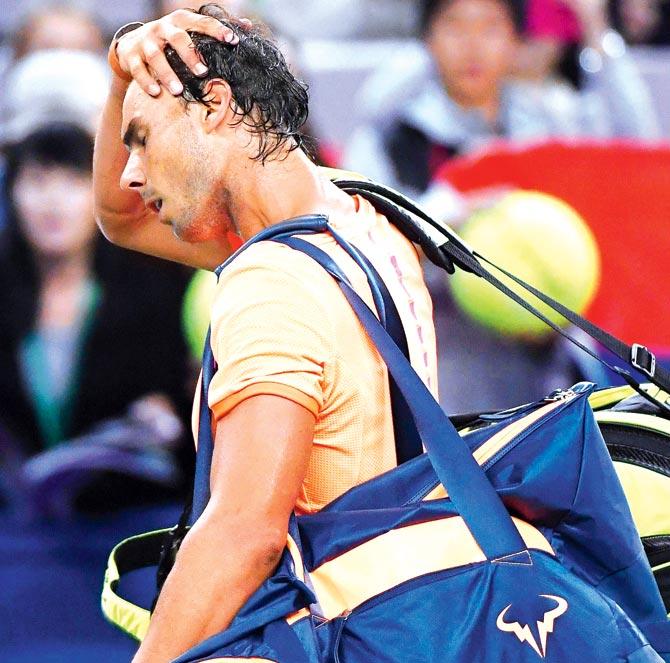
[308,516,554,620]
[595,411,670,437]
[588,386,636,410]
[424,399,568,501]
[101,532,156,641]
[614,461,670,537]
[589,384,670,411]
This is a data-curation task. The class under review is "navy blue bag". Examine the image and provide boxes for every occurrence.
[165,216,670,663]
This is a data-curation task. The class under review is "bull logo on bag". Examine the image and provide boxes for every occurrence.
[496,594,568,658]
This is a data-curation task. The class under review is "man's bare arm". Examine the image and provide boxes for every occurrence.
[132,395,315,663]
[93,11,241,269]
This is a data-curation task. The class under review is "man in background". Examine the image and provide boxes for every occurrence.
[345,0,660,196]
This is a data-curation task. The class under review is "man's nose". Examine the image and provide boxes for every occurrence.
[120,152,146,191]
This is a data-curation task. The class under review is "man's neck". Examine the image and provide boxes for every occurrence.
[228,149,355,240]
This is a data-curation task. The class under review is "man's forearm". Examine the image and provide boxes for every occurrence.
[133,509,285,663]
[93,75,148,240]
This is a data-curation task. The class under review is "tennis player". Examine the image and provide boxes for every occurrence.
[94,5,438,661]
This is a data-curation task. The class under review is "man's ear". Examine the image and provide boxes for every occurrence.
[200,79,235,134]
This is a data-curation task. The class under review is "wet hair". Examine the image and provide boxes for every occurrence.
[165,4,309,163]
[419,0,526,35]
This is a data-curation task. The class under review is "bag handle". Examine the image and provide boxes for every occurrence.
[441,240,670,416]
[193,216,527,560]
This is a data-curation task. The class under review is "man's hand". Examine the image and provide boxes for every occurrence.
[110,10,251,97]
[94,9,247,268]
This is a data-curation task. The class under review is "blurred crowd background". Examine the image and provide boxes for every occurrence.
[0,0,668,661]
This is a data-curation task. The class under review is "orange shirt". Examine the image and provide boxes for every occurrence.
[193,194,437,514]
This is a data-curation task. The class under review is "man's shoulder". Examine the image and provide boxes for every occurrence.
[218,238,327,283]
[209,238,337,356]
[213,239,337,317]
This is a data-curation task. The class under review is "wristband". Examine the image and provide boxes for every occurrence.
[108,21,145,82]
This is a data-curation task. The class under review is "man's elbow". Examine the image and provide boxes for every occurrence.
[243,527,288,574]
[204,512,288,575]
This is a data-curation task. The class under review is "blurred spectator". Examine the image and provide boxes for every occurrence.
[0,51,192,514]
[610,0,670,45]
[11,0,106,59]
[517,0,670,86]
[515,0,583,84]
[260,0,417,40]
[151,0,255,19]
[0,48,109,236]
[344,0,661,197]
[342,0,652,413]
[0,50,109,143]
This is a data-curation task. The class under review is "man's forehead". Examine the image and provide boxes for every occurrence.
[121,81,187,135]
[121,82,149,130]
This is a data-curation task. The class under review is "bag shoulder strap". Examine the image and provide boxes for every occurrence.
[331,175,670,414]
[272,230,529,561]
[277,235,423,465]
[192,216,424,522]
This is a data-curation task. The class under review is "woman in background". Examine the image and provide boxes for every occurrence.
[0,121,192,510]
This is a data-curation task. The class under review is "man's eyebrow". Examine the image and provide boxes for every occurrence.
[122,119,144,150]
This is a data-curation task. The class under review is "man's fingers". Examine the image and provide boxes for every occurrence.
[163,27,207,77]
[115,11,249,94]
[170,10,240,44]
[144,36,184,95]
[127,54,161,96]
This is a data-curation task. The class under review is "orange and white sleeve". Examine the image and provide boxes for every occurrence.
[207,244,333,421]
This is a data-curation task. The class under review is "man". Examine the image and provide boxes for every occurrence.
[93,5,437,662]
[344,0,660,196]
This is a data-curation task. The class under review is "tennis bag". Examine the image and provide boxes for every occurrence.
[589,385,670,616]
[101,177,670,661]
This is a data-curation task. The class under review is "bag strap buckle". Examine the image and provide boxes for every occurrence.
[631,343,656,378]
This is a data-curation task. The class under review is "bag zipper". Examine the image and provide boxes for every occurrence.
[478,389,576,470]
[422,390,578,501]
